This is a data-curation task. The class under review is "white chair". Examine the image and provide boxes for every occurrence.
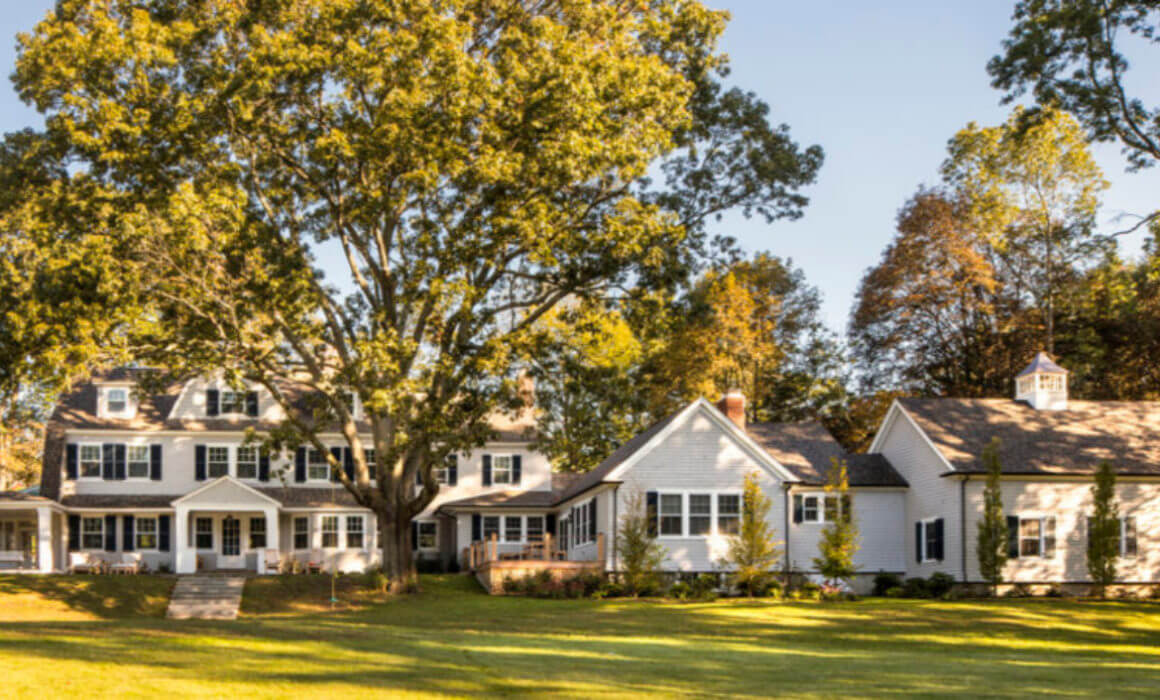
[263,549,284,574]
[109,552,142,575]
[69,552,97,574]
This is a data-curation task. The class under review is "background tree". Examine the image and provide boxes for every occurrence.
[722,471,781,596]
[812,458,859,586]
[12,1,821,586]
[616,490,666,597]
[1087,460,1120,598]
[976,438,1008,595]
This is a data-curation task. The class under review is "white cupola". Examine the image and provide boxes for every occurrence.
[1015,352,1069,411]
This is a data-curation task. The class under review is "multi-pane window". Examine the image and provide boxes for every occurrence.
[321,516,340,548]
[346,516,364,549]
[526,516,544,542]
[307,449,330,481]
[80,445,102,478]
[236,446,259,479]
[689,494,712,535]
[800,494,838,523]
[434,454,455,484]
[1015,516,1055,558]
[482,516,500,540]
[363,449,377,479]
[106,388,128,414]
[136,517,158,550]
[219,390,244,415]
[492,455,513,484]
[195,517,213,549]
[417,522,437,549]
[207,446,230,478]
[504,516,522,543]
[293,517,309,549]
[81,517,104,549]
[659,494,683,536]
[802,495,820,522]
[249,517,267,548]
[717,494,741,535]
[126,445,150,479]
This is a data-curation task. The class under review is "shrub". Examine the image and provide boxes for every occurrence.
[593,580,626,599]
[795,582,821,601]
[669,581,693,601]
[927,572,956,598]
[1004,583,1030,598]
[618,491,666,596]
[902,577,930,598]
[872,572,902,596]
[369,570,390,594]
[762,580,784,599]
[691,574,719,601]
[502,576,522,595]
[1044,584,1064,598]
[884,586,905,598]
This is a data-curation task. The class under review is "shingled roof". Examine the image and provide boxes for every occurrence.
[746,420,906,487]
[898,397,1160,476]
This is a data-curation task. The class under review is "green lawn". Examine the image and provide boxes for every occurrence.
[1,574,1159,697]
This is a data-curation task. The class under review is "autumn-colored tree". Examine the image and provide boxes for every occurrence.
[11,1,821,586]
[813,459,859,586]
[722,471,781,596]
[617,490,666,597]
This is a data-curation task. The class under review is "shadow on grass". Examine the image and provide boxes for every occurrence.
[0,574,173,619]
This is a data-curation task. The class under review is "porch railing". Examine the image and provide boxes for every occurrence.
[465,532,604,570]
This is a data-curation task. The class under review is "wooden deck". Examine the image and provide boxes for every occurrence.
[465,533,605,594]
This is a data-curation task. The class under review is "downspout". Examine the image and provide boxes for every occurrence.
[611,484,619,572]
[959,475,968,582]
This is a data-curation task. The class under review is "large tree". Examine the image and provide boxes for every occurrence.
[11,1,821,585]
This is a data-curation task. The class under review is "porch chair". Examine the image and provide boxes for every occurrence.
[306,550,324,574]
[69,552,98,574]
[109,552,142,575]
[263,549,285,574]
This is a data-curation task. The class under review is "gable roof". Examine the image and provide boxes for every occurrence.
[1017,352,1068,377]
[898,397,1160,476]
[745,420,906,487]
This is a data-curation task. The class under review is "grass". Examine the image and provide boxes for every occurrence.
[1,574,1159,697]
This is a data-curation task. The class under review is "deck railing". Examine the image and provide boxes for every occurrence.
[465,532,605,570]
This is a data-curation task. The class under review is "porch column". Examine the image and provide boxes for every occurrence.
[264,505,279,572]
[36,507,54,573]
[174,505,195,573]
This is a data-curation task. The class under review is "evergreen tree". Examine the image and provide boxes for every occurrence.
[976,438,1008,594]
[1087,460,1120,598]
[813,459,859,586]
[617,491,666,597]
[722,472,782,596]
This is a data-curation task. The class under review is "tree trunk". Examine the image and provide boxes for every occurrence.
[377,508,416,593]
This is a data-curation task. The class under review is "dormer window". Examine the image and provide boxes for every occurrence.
[99,386,135,418]
[205,388,259,417]
[107,388,128,414]
[220,390,245,415]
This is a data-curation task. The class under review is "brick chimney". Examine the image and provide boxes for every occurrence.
[716,390,746,429]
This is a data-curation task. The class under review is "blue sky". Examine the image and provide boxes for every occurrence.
[2,1,1157,332]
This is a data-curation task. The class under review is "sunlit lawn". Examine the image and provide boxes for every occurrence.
[1,574,1159,697]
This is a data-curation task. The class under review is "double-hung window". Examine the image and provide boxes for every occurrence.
[195,517,213,549]
[689,494,712,535]
[249,517,267,548]
[797,493,839,523]
[526,516,544,542]
[321,516,340,548]
[659,494,683,536]
[307,449,330,481]
[293,517,309,549]
[81,517,104,549]
[219,390,244,415]
[236,446,259,479]
[136,517,158,550]
[79,445,102,478]
[491,455,513,484]
[346,516,364,549]
[717,494,741,535]
[417,522,437,550]
[504,516,523,543]
[1013,515,1056,558]
[363,449,377,479]
[105,388,129,415]
[127,445,150,479]
[207,446,230,478]
[482,516,500,540]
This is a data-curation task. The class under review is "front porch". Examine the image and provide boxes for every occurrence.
[465,532,605,594]
[0,495,63,573]
[172,477,281,574]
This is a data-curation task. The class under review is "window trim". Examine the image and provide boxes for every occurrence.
[345,515,365,550]
[235,445,260,480]
[205,443,233,480]
[655,490,745,539]
[126,444,151,481]
[292,516,310,550]
[218,389,246,416]
[306,448,331,483]
[716,493,742,536]
[249,517,267,549]
[1013,514,1056,559]
[799,491,840,524]
[135,516,158,551]
[105,387,130,416]
[1121,516,1138,559]
[491,454,514,485]
[194,517,214,551]
[81,516,104,550]
[917,517,939,563]
[320,515,340,549]
[482,515,500,541]
[416,520,438,550]
[78,443,104,481]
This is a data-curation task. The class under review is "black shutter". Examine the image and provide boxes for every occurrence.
[206,389,220,416]
[102,443,116,480]
[793,494,804,524]
[259,452,270,482]
[933,518,945,561]
[67,514,80,551]
[1043,516,1056,558]
[194,445,207,481]
[546,513,556,536]
[1007,516,1020,559]
[150,444,162,481]
[471,514,482,541]
[329,447,343,481]
[411,522,418,550]
[915,521,923,563]
[66,444,78,480]
[122,515,135,552]
[295,447,307,482]
[158,515,171,552]
[447,454,458,486]
[512,455,522,484]
[482,455,492,486]
[589,499,597,540]
[245,391,259,417]
[343,448,354,481]
[646,491,658,537]
[114,444,127,480]
[104,515,117,552]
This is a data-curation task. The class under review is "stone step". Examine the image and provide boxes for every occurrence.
[166,574,246,621]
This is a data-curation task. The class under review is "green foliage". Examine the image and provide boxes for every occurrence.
[812,459,859,584]
[617,491,666,597]
[976,438,1008,593]
[873,572,902,597]
[502,571,604,599]
[1087,460,1120,598]
[927,572,956,598]
[722,472,782,596]
[903,578,930,599]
